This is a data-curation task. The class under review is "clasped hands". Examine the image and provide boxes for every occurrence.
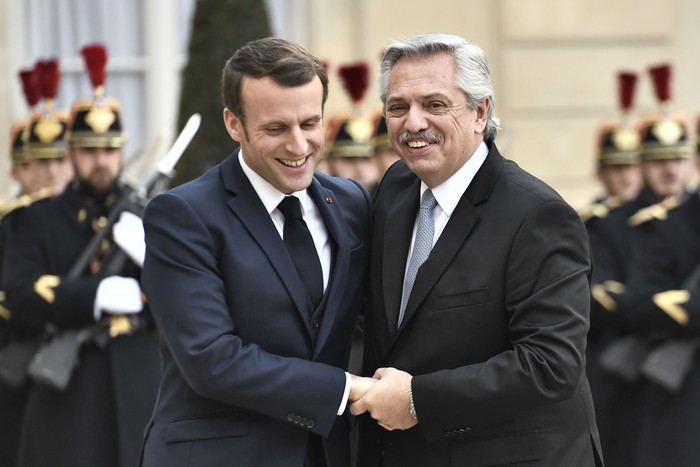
[348,367,417,431]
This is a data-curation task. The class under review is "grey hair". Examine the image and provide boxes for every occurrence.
[379,33,500,142]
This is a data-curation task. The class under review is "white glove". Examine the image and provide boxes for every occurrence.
[113,211,146,267]
[94,276,144,320]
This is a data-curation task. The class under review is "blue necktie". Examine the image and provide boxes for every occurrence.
[278,196,323,309]
[399,189,437,325]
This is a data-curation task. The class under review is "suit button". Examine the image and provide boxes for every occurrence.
[444,431,452,437]
[307,419,315,429]
[312,319,320,328]
[287,413,295,422]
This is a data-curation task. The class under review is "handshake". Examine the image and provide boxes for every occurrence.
[347,368,418,431]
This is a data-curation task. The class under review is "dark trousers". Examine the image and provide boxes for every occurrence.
[305,433,327,467]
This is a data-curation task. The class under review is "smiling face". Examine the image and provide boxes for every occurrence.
[385,52,489,187]
[224,75,325,194]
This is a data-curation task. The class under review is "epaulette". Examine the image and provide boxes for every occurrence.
[652,289,690,326]
[0,187,53,219]
[579,196,623,222]
[628,195,681,227]
[0,291,10,321]
[591,280,625,311]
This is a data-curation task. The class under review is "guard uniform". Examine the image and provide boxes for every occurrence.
[582,71,645,466]
[4,46,159,467]
[0,65,70,467]
[591,63,697,467]
[610,190,700,466]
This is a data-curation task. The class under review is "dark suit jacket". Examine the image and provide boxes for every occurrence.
[357,142,604,467]
[140,152,371,467]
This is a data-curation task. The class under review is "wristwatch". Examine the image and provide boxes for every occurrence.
[409,385,418,420]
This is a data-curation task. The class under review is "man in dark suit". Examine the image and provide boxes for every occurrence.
[140,38,374,467]
[351,34,604,466]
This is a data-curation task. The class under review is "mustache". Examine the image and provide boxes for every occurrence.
[397,129,444,144]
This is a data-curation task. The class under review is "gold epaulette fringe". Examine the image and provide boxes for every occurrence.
[628,195,681,227]
[579,196,623,222]
[0,187,53,219]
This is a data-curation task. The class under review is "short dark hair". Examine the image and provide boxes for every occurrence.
[221,37,329,125]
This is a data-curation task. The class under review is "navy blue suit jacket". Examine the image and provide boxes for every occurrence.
[140,151,371,467]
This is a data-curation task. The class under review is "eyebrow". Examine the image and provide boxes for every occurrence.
[260,114,323,128]
[387,92,451,103]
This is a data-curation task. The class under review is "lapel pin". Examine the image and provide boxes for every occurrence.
[325,197,333,203]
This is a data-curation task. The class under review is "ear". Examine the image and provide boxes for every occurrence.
[223,108,245,143]
[474,98,490,134]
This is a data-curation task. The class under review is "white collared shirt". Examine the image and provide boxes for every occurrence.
[405,141,489,264]
[239,151,330,290]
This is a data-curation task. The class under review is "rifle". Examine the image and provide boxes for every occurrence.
[27,114,201,391]
[67,113,201,280]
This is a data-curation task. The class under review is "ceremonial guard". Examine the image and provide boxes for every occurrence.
[2,44,159,467]
[582,71,643,466]
[0,62,72,467]
[581,71,642,314]
[615,163,700,467]
[589,63,697,466]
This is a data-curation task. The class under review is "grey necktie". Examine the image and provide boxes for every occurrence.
[398,189,437,325]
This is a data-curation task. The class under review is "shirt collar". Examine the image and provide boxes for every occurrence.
[421,141,488,217]
[238,151,311,214]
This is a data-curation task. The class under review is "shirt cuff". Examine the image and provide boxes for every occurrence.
[337,372,352,415]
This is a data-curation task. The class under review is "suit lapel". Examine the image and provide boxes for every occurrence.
[384,179,421,340]
[307,179,350,358]
[221,154,313,333]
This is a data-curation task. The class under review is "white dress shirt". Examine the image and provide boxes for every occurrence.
[404,141,489,275]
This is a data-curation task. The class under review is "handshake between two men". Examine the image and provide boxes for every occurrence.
[348,368,418,431]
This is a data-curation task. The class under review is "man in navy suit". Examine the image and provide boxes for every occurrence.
[140,38,374,467]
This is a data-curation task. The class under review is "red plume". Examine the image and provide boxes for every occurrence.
[80,43,108,89]
[18,68,41,109]
[338,62,370,104]
[617,72,637,113]
[648,63,671,103]
[35,59,60,100]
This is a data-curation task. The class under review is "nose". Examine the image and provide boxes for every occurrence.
[47,160,62,176]
[92,149,113,166]
[404,106,428,133]
[285,126,308,156]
